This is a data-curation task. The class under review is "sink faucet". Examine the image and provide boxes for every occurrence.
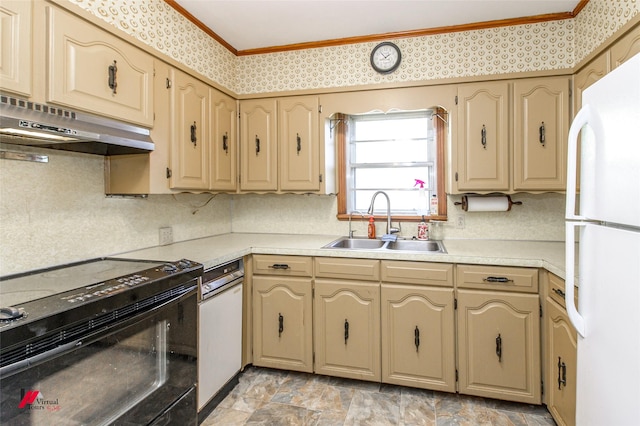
[367,191,399,235]
[348,210,365,238]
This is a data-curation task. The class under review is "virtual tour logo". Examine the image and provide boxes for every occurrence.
[18,389,61,412]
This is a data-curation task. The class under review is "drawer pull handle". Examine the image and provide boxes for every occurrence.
[553,288,566,298]
[414,326,420,352]
[558,356,567,389]
[268,264,290,270]
[483,276,514,283]
[278,313,284,337]
[496,333,502,362]
[481,124,487,149]
[108,60,117,94]
[344,319,349,344]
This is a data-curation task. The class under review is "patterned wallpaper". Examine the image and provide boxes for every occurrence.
[68,0,638,95]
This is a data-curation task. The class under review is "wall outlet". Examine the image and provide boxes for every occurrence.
[456,215,465,229]
[159,227,173,245]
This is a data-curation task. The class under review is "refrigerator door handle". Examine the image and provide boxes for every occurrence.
[566,103,603,221]
[565,221,586,337]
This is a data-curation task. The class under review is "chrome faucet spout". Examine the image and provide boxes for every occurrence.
[367,191,398,235]
[348,210,365,238]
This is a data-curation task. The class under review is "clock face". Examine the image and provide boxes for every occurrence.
[371,42,401,74]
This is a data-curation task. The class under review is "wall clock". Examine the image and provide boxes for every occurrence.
[370,42,402,74]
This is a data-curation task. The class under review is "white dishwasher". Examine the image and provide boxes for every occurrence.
[197,259,244,414]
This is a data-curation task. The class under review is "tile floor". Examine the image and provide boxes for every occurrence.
[202,366,556,425]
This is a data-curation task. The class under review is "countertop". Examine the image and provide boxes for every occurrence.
[117,233,568,280]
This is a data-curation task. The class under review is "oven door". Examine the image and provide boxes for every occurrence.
[0,288,197,426]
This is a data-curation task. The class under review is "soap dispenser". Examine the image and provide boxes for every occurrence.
[417,215,428,240]
[367,216,376,239]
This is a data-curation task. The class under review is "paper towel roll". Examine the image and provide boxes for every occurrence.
[462,195,511,212]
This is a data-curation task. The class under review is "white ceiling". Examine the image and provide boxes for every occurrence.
[173,0,581,51]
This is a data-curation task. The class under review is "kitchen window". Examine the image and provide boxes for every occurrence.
[335,108,447,221]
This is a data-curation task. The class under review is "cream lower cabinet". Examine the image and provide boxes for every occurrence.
[252,276,313,373]
[380,260,455,392]
[545,273,577,426]
[456,265,541,404]
[252,255,314,372]
[314,257,380,382]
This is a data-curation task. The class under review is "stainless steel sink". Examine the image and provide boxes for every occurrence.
[386,240,445,252]
[322,237,446,253]
[324,238,386,249]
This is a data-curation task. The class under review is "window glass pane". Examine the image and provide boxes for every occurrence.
[353,139,428,163]
[354,189,427,214]
[354,167,431,190]
[354,117,429,141]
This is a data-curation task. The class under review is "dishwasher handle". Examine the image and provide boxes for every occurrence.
[201,275,243,300]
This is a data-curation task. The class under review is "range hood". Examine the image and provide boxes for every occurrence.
[0,95,154,156]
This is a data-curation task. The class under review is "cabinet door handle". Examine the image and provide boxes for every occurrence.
[255,136,260,155]
[557,356,567,389]
[278,313,284,337]
[190,122,197,147]
[481,124,487,149]
[268,264,290,270]
[496,333,502,362]
[483,276,514,283]
[296,133,301,155]
[344,319,349,344]
[414,326,420,352]
[108,60,118,94]
[223,132,229,153]
[553,288,566,298]
[539,121,546,146]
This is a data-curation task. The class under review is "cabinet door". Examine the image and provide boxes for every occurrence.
[456,82,510,191]
[210,90,237,191]
[0,1,31,96]
[457,290,541,404]
[253,276,313,372]
[610,25,640,70]
[47,6,153,127]
[170,69,209,190]
[240,99,278,191]
[546,297,577,426]
[279,96,320,191]
[381,284,455,392]
[513,77,569,191]
[314,280,380,382]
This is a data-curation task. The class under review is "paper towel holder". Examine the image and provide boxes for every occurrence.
[455,195,523,211]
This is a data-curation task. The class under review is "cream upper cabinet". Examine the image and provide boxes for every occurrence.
[252,275,313,373]
[573,53,610,115]
[210,90,238,191]
[240,99,278,191]
[545,273,577,426]
[513,77,569,191]
[169,68,209,190]
[610,24,640,70]
[456,81,510,192]
[106,60,174,195]
[0,0,31,97]
[47,5,153,127]
[279,96,320,191]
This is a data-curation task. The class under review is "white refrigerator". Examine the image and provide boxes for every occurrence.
[565,52,640,425]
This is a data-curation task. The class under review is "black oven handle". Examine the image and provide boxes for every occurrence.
[0,285,196,379]
[0,339,82,378]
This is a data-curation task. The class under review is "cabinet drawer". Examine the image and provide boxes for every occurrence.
[253,255,313,277]
[548,273,578,308]
[456,265,538,293]
[314,257,380,281]
[381,261,453,287]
